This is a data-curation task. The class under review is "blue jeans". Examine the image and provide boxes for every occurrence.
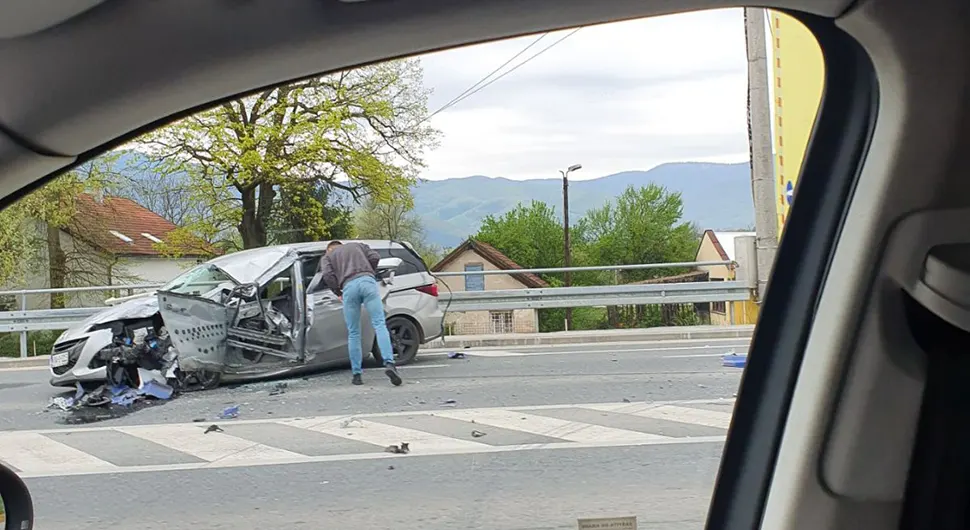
[342,275,394,374]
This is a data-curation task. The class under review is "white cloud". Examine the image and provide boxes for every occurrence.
[418,8,750,181]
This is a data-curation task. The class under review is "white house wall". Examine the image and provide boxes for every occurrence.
[9,228,198,310]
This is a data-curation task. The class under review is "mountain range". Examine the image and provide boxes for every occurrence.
[107,153,755,248]
[413,162,755,247]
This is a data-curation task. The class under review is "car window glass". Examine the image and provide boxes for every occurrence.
[161,265,235,294]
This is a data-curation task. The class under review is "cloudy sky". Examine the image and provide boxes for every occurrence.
[418,8,749,182]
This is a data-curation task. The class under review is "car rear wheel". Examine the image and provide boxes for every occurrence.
[373,316,420,366]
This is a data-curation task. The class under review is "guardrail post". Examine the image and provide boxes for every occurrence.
[19,294,27,358]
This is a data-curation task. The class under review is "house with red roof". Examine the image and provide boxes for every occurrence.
[20,194,209,309]
[432,239,549,335]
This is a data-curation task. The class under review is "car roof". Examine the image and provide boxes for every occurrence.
[205,240,409,283]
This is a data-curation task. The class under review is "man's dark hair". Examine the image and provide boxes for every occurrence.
[327,241,343,250]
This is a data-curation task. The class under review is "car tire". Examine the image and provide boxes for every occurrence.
[373,316,420,366]
[176,369,222,392]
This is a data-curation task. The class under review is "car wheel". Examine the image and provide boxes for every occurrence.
[374,317,420,366]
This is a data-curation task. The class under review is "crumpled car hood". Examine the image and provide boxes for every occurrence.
[56,295,160,343]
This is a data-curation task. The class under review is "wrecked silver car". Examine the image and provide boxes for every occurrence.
[49,242,400,389]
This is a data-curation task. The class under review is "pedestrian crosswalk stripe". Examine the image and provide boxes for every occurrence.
[580,403,732,429]
[282,417,490,453]
[0,432,117,475]
[117,424,303,463]
[0,399,735,478]
[435,408,669,444]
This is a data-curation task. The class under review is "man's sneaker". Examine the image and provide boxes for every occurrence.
[352,374,363,386]
[384,364,403,386]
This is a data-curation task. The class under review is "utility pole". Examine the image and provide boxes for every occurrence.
[561,163,582,330]
[744,8,778,303]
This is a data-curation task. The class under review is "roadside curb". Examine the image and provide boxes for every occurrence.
[0,355,49,369]
[426,325,754,349]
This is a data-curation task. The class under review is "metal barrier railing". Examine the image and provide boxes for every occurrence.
[0,260,745,358]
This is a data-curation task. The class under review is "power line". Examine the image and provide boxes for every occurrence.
[426,33,549,121]
[447,28,581,111]
[421,27,582,123]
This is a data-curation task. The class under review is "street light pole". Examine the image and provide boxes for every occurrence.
[560,163,582,330]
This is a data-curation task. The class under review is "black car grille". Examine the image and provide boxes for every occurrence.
[51,338,87,376]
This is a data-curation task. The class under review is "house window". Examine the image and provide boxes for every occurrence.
[710,277,726,314]
[464,263,485,291]
[490,311,514,334]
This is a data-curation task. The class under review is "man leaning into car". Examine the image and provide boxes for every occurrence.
[314,241,403,387]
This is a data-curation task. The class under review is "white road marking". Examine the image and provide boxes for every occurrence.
[406,363,450,369]
[436,408,669,444]
[117,424,302,463]
[662,353,741,359]
[580,403,733,429]
[0,431,117,474]
[0,398,737,478]
[283,416,489,453]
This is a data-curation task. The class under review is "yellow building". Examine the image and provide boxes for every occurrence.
[695,230,759,325]
[768,11,825,237]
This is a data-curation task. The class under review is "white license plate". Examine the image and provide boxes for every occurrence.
[50,352,70,368]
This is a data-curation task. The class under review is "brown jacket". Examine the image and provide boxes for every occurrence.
[318,242,380,296]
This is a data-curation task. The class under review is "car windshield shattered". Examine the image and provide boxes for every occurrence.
[159,264,236,295]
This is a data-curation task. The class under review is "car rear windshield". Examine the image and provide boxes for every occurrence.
[375,246,428,276]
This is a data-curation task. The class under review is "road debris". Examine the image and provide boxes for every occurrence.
[447,352,466,359]
[268,382,288,396]
[384,442,410,454]
[341,418,364,428]
[722,351,747,368]
[219,405,240,419]
[441,399,457,407]
[471,430,487,438]
[204,425,224,434]
[46,397,74,412]
[622,398,631,403]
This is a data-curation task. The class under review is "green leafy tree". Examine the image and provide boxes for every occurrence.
[576,184,701,328]
[576,184,699,283]
[269,184,356,245]
[474,201,604,331]
[354,196,441,265]
[475,201,565,271]
[139,59,439,250]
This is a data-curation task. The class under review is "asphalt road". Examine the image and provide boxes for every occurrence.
[0,337,747,530]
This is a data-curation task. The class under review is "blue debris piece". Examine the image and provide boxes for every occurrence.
[447,352,466,359]
[140,380,174,400]
[219,405,240,419]
[111,388,141,407]
[73,382,85,402]
[722,353,747,368]
[108,385,129,397]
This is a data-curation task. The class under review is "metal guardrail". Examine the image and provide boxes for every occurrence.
[444,282,750,311]
[433,260,733,277]
[0,281,752,357]
[0,260,746,358]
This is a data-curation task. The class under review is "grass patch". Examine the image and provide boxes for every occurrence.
[0,330,65,358]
